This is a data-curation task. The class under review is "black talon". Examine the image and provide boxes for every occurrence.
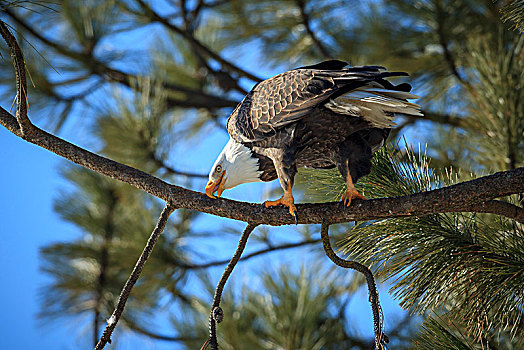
[293,211,298,225]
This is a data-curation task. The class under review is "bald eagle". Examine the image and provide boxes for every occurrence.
[206,60,421,221]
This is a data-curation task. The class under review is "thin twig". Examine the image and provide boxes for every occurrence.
[94,204,176,350]
[175,237,321,269]
[152,153,208,179]
[320,220,388,350]
[207,223,258,350]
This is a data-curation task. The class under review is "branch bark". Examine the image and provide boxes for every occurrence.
[3,18,520,228]
[0,21,32,135]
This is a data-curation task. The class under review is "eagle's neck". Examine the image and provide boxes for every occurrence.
[222,139,263,188]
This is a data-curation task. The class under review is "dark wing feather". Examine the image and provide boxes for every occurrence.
[227,63,407,143]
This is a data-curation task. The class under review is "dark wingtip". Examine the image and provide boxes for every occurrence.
[394,82,412,92]
[296,59,349,70]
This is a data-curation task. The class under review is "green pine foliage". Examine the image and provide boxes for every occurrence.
[500,0,524,31]
[304,145,523,345]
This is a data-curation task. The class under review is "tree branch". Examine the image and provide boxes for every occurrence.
[94,204,176,350]
[1,103,523,225]
[174,237,321,269]
[320,221,388,349]
[3,9,239,109]
[208,223,258,350]
[462,200,524,223]
[133,0,263,83]
[0,21,32,135]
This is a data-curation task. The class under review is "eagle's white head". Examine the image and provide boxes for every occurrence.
[205,138,263,198]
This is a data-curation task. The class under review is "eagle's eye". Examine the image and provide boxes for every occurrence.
[215,164,222,173]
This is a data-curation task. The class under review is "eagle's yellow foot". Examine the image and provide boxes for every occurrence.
[341,186,367,207]
[264,184,297,223]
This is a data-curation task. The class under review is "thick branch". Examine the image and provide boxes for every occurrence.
[95,204,176,350]
[0,22,522,227]
[1,107,523,225]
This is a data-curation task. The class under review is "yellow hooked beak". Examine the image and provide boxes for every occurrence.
[205,171,226,199]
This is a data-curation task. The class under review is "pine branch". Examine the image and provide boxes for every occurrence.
[95,204,176,350]
[3,19,521,227]
[133,0,263,83]
[500,0,524,31]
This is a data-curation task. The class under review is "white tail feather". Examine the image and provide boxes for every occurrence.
[325,85,423,128]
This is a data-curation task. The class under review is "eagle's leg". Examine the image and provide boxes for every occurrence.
[264,150,297,220]
[337,136,371,207]
[340,160,367,207]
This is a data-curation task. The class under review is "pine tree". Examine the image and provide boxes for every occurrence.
[0,0,522,349]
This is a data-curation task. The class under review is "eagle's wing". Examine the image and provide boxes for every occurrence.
[227,61,418,143]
